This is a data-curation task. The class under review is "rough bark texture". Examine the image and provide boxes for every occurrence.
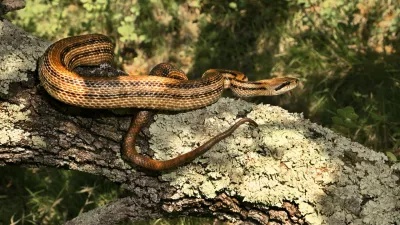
[64,197,163,225]
[0,17,399,225]
[0,0,25,15]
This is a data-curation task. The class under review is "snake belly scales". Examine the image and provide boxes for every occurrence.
[38,34,299,171]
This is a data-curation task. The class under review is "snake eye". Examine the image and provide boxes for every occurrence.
[274,81,291,91]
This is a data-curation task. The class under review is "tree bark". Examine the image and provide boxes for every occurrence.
[0,0,25,15]
[0,16,399,225]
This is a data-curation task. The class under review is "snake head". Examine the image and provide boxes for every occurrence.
[229,76,299,97]
[272,77,299,94]
[257,77,299,95]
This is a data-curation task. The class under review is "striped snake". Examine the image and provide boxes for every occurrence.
[38,34,298,171]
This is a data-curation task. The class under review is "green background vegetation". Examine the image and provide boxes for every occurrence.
[2,0,400,224]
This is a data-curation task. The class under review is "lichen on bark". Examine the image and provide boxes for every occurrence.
[150,98,400,224]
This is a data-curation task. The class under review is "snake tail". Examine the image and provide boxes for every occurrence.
[122,112,257,171]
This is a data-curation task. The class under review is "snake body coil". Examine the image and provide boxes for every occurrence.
[38,34,299,171]
[39,34,298,110]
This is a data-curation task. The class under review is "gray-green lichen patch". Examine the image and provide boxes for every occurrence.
[0,101,30,145]
[0,19,49,96]
[149,98,400,224]
[0,100,46,150]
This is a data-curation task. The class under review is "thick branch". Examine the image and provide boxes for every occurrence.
[0,0,25,15]
[0,19,399,225]
[64,197,162,225]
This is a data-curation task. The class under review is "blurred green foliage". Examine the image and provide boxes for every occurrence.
[3,0,400,224]
[0,167,120,224]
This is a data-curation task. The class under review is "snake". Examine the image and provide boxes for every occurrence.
[38,34,299,171]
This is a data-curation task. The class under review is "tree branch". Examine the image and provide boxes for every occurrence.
[0,0,25,15]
